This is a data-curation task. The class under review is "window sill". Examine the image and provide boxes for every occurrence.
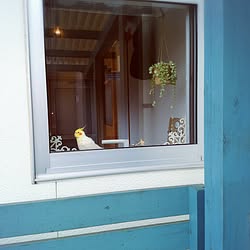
[35,161,204,183]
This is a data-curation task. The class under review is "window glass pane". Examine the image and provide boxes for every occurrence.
[43,0,197,152]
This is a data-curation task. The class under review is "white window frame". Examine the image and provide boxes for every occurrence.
[27,0,204,183]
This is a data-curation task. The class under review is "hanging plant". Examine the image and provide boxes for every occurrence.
[149,60,176,97]
[148,13,177,107]
[148,61,177,107]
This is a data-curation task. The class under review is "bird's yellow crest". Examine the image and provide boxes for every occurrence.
[74,126,86,138]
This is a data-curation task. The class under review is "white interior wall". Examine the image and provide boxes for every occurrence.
[143,9,188,145]
[0,0,203,205]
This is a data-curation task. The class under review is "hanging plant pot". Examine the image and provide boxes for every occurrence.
[148,60,177,106]
[154,76,161,85]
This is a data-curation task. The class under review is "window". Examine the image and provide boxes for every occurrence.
[27,0,204,182]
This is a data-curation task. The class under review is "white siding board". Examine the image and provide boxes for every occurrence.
[56,168,204,198]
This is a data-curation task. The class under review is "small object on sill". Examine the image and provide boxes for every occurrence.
[133,139,145,147]
[102,139,129,148]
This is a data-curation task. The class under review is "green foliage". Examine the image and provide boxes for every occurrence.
[149,61,177,106]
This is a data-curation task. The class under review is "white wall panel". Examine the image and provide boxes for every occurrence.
[0,0,56,204]
[57,168,204,198]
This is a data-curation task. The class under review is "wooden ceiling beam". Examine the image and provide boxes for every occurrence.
[46,64,87,72]
[46,49,116,59]
[46,49,93,58]
[45,28,101,40]
[46,71,94,81]
[45,2,153,16]
[84,16,117,74]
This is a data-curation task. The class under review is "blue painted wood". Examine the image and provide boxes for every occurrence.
[204,0,224,249]
[0,186,188,238]
[189,185,204,250]
[0,222,189,250]
[205,0,250,249]
[223,1,250,249]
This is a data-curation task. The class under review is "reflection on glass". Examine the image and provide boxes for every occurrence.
[43,0,197,152]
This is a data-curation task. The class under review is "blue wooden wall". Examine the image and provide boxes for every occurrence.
[205,0,250,249]
[0,186,204,249]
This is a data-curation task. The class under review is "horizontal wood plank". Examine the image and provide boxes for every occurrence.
[45,29,101,40]
[46,50,93,58]
[1,222,189,250]
[45,50,115,59]
[0,187,188,238]
[46,64,87,72]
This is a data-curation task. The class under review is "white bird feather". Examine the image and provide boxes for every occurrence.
[74,128,102,150]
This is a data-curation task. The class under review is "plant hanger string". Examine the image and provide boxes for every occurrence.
[158,10,176,115]
[148,9,177,107]
[158,11,170,62]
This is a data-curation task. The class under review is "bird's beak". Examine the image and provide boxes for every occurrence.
[74,130,83,138]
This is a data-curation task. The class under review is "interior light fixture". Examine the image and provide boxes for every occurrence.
[54,26,62,36]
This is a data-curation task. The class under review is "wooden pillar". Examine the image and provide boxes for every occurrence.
[205,0,250,249]
[189,186,205,250]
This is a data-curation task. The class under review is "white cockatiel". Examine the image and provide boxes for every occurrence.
[74,127,102,150]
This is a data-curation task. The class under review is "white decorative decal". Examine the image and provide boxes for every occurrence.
[50,136,77,152]
[164,118,186,145]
